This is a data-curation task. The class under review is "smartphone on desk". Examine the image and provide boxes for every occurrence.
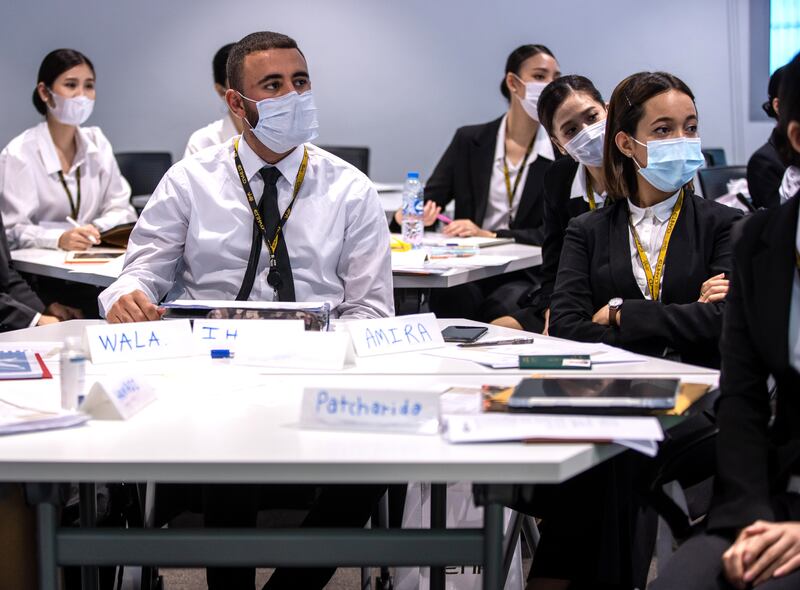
[441,325,488,343]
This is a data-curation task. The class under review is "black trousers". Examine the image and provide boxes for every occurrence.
[653,493,800,590]
[202,484,387,590]
[429,270,536,324]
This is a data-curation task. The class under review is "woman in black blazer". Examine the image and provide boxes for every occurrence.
[422,44,560,324]
[653,51,800,590]
[492,75,610,334]
[548,72,742,369]
[747,65,787,209]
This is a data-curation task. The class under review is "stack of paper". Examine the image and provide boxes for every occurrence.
[0,351,50,380]
[441,413,663,456]
[0,399,88,436]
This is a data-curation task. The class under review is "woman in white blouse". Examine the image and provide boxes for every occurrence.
[0,48,136,251]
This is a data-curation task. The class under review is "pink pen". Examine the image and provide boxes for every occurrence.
[437,213,453,224]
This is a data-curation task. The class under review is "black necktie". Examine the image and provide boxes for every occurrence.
[235,166,296,302]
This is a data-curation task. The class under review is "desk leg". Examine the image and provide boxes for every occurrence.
[482,503,503,590]
[36,501,59,590]
[79,483,99,590]
[430,483,447,590]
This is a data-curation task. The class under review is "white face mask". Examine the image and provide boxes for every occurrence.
[512,74,548,122]
[47,89,94,126]
[240,90,319,154]
[563,119,606,167]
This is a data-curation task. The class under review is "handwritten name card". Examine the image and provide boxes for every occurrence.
[192,319,304,353]
[84,320,194,364]
[80,374,157,420]
[235,331,355,370]
[300,387,441,434]
[343,313,445,357]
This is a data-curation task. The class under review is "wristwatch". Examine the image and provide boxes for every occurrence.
[608,297,623,327]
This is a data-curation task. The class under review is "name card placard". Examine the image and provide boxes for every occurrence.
[85,320,194,364]
[235,331,355,370]
[343,313,445,357]
[192,319,304,354]
[299,387,441,434]
[80,375,157,420]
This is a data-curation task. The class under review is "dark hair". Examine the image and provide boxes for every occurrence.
[777,52,800,167]
[213,43,235,87]
[603,71,696,200]
[763,65,786,119]
[227,31,303,93]
[500,44,555,101]
[537,75,604,138]
[32,49,95,116]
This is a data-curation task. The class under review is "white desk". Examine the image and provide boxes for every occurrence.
[0,319,717,590]
[11,243,542,290]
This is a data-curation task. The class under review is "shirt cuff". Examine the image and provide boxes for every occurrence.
[28,312,42,328]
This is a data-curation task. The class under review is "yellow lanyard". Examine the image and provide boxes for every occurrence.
[503,133,536,212]
[233,138,308,258]
[57,167,81,219]
[628,189,684,302]
[585,169,598,211]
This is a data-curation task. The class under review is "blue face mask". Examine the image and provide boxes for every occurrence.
[631,137,704,193]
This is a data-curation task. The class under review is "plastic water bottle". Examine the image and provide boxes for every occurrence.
[401,171,424,248]
[60,337,87,410]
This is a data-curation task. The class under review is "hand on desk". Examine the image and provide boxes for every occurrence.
[723,521,800,588]
[36,315,60,326]
[592,304,620,327]
[491,315,523,330]
[44,302,83,321]
[393,201,442,228]
[58,225,100,251]
[442,219,495,238]
[698,273,729,303]
[106,290,165,323]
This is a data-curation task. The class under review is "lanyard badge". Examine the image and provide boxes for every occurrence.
[233,138,308,299]
[58,167,81,219]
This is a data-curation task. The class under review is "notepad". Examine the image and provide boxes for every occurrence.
[0,351,51,380]
[0,399,88,436]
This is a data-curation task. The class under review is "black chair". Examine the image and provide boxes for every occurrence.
[697,165,747,200]
[318,145,370,176]
[115,152,173,213]
[701,148,727,167]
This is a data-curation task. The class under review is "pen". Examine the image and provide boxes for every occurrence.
[458,337,535,348]
[210,349,235,359]
[65,216,98,245]
[437,213,453,224]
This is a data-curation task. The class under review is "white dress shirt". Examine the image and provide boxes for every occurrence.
[790,200,800,374]
[626,191,681,300]
[183,115,239,159]
[98,135,394,319]
[569,163,607,207]
[0,122,135,250]
[780,165,800,204]
[484,115,554,232]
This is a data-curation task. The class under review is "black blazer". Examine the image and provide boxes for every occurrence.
[747,128,786,209]
[708,196,800,534]
[0,214,43,331]
[549,191,742,368]
[512,158,595,329]
[424,117,556,245]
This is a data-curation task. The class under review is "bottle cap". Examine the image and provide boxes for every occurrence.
[407,172,420,179]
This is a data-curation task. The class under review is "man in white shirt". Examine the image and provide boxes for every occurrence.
[99,32,393,322]
[100,31,392,590]
[183,43,243,158]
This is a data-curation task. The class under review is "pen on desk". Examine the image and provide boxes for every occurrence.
[437,213,453,224]
[210,349,235,359]
[65,216,99,244]
[458,337,535,348]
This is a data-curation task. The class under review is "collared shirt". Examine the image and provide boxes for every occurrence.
[484,114,554,232]
[183,115,239,159]
[0,122,136,250]
[780,165,800,204]
[626,191,681,300]
[98,135,394,319]
[569,163,607,207]
[790,199,800,373]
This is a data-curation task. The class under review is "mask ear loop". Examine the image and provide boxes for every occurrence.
[628,136,647,170]
[236,91,258,130]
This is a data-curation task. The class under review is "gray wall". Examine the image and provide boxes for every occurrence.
[0,0,774,182]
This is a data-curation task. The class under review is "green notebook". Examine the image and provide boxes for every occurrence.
[518,355,592,370]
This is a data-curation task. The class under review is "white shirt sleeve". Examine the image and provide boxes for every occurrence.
[97,166,189,317]
[89,129,137,232]
[0,152,65,249]
[335,178,395,319]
